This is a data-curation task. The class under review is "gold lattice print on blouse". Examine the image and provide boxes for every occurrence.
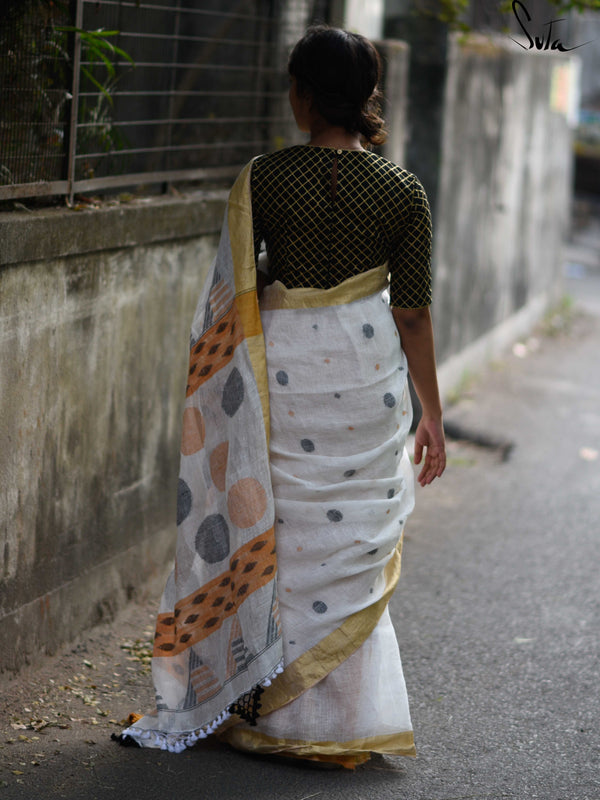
[251,145,432,308]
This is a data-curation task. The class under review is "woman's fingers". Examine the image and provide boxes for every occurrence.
[413,416,446,485]
[414,440,423,465]
[417,445,446,486]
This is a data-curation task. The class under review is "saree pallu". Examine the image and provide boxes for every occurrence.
[122,161,416,761]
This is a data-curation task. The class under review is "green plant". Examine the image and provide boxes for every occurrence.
[428,0,471,31]
[409,0,471,31]
[58,26,135,176]
[0,0,70,184]
[0,1,134,187]
[57,27,134,104]
[538,295,577,337]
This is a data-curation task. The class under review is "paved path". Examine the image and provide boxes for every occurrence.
[1,220,599,799]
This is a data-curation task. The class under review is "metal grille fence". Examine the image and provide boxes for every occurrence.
[0,0,326,202]
[0,1,73,195]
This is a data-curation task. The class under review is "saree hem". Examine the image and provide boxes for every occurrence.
[220,728,416,759]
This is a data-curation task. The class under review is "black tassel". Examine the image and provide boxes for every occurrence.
[111,732,141,747]
[228,684,265,726]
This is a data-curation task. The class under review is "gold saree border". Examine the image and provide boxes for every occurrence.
[227,162,257,296]
[260,264,389,310]
[227,161,271,441]
[224,727,416,759]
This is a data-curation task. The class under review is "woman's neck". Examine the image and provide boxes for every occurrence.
[307,120,363,150]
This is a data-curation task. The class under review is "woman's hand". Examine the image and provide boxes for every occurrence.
[414,415,446,486]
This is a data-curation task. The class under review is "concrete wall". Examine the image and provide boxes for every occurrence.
[384,9,449,226]
[432,35,575,386]
[377,39,410,168]
[0,195,224,671]
[569,11,600,106]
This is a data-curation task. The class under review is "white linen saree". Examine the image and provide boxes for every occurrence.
[123,162,416,763]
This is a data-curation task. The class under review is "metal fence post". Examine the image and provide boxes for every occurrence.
[67,0,84,204]
[164,0,182,192]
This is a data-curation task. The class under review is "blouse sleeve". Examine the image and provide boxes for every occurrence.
[388,175,433,308]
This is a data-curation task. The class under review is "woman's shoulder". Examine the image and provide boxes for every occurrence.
[252,145,308,173]
[359,151,424,196]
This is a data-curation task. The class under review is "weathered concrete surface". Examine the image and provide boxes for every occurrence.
[571,10,600,105]
[0,192,226,266]
[377,39,410,168]
[384,10,449,223]
[380,23,574,368]
[432,35,574,364]
[0,198,222,671]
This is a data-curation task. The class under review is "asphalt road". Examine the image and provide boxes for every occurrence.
[1,223,599,800]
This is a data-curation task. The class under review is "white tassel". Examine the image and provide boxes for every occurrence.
[121,657,285,751]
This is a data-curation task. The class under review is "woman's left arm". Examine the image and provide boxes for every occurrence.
[392,305,446,486]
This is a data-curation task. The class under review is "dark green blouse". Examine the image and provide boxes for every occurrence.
[251,144,432,308]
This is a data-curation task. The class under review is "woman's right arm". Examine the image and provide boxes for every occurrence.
[392,305,446,486]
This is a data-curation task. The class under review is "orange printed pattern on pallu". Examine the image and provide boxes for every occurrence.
[153,527,277,657]
[186,301,244,398]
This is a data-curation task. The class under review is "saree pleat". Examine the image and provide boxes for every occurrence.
[221,282,416,760]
